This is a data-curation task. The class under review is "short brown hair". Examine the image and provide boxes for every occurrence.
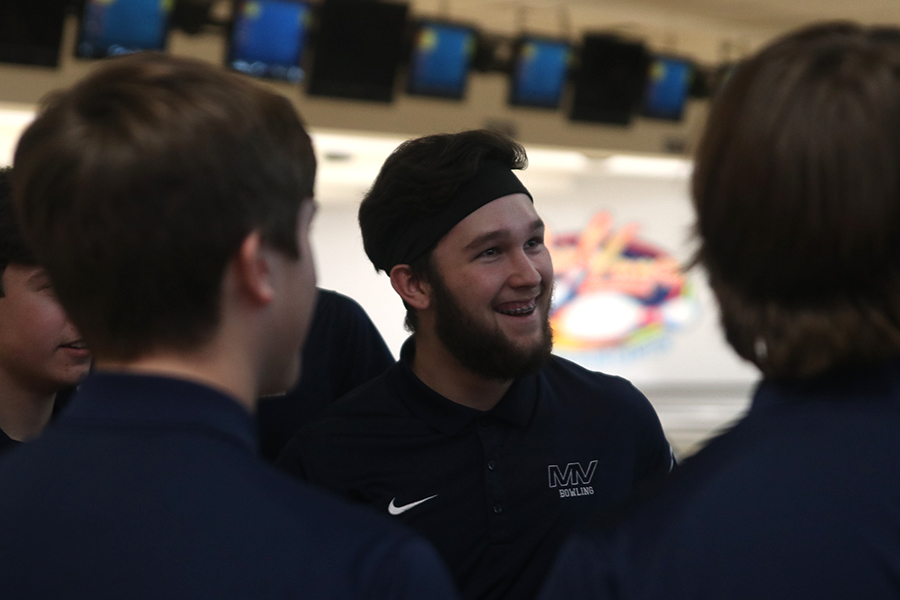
[692,22,900,378]
[13,52,316,360]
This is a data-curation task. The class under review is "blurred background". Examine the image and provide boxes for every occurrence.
[1,0,894,456]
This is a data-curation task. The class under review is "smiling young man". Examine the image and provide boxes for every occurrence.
[277,130,673,600]
[0,167,90,453]
[0,53,457,599]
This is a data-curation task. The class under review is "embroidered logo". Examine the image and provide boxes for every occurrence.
[548,460,598,498]
[388,495,438,515]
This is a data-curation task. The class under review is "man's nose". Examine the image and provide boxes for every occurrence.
[507,249,543,289]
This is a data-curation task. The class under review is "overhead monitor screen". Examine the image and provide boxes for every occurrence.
[642,56,693,121]
[228,0,312,83]
[77,0,173,58]
[509,37,571,109]
[407,21,476,99]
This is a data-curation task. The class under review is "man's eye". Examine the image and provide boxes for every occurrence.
[480,248,499,257]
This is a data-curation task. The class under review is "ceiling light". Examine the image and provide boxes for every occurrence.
[603,155,693,178]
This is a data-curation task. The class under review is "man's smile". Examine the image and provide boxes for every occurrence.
[496,298,538,316]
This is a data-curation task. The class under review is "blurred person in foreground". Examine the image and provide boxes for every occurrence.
[278,129,673,600]
[0,52,457,599]
[539,22,900,600]
[0,167,89,453]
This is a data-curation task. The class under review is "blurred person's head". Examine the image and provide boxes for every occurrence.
[359,130,553,381]
[693,22,900,379]
[12,52,318,397]
[0,167,90,399]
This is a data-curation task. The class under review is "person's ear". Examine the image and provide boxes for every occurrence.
[390,264,431,310]
[231,231,275,306]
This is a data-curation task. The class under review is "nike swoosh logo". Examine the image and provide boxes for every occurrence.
[388,494,438,515]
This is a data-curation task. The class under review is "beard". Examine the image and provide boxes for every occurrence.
[429,270,554,381]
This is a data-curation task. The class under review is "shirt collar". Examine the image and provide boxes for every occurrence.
[63,371,258,454]
[395,338,538,435]
[751,358,900,414]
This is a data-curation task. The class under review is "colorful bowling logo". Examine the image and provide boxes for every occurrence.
[549,212,699,359]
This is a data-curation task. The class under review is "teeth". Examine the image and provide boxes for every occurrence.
[498,302,536,316]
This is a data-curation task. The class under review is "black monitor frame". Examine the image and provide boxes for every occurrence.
[569,34,651,126]
[305,0,410,103]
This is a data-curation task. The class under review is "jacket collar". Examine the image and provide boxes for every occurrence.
[63,371,257,454]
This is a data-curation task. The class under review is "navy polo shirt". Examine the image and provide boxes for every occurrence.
[278,339,672,600]
[0,372,458,599]
[257,289,395,462]
[539,359,900,600]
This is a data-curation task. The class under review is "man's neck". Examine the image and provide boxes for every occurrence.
[0,369,56,442]
[98,346,258,414]
[411,333,513,412]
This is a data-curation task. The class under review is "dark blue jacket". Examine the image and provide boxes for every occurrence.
[0,372,458,599]
[540,360,900,600]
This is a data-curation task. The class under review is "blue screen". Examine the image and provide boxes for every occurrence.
[229,0,310,83]
[642,57,692,120]
[77,0,172,58]
[408,23,475,98]
[510,38,570,108]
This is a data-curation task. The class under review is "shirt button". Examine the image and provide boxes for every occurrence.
[493,504,503,514]
[487,460,496,471]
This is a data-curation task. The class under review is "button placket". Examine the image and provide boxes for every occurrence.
[477,416,509,541]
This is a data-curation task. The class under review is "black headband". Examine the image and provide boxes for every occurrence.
[374,160,532,272]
